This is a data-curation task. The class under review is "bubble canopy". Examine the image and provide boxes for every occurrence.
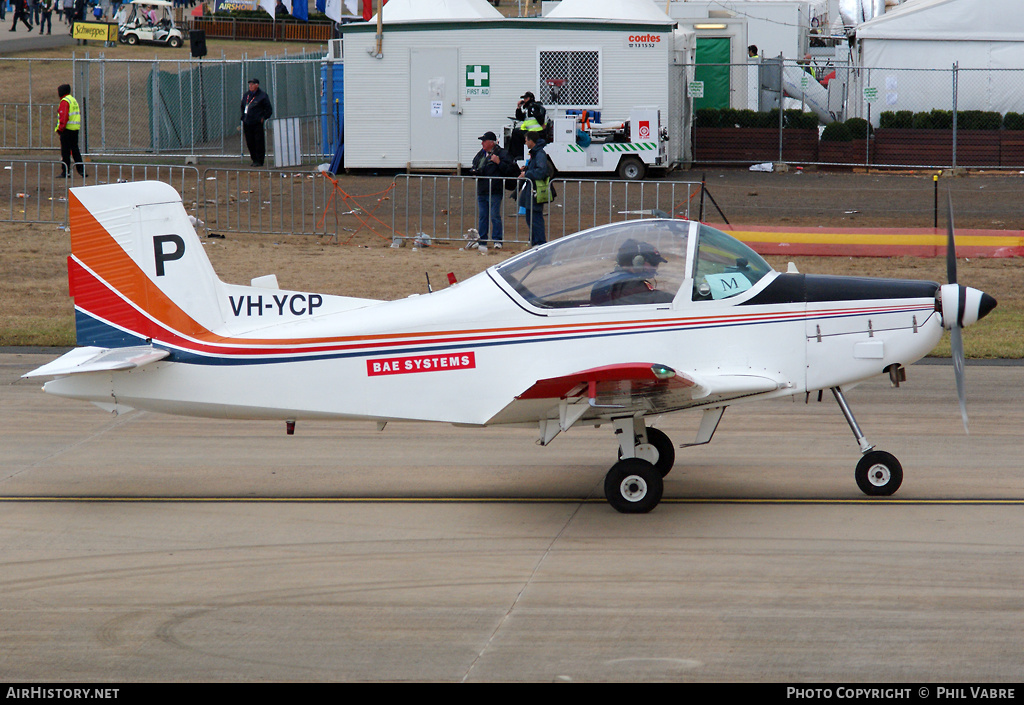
[494,219,774,309]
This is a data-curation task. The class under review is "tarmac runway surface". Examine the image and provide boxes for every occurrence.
[2,352,1022,682]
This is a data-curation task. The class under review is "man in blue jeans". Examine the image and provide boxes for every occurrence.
[469,130,517,250]
[519,132,551,247]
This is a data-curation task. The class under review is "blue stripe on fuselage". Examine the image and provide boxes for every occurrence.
[74,303,935,368]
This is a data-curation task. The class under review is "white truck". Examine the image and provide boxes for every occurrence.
[546,107,669,180]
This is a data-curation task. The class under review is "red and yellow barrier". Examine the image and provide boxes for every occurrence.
[719,224,1024,258]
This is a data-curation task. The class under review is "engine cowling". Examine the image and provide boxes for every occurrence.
[938,283,997,330]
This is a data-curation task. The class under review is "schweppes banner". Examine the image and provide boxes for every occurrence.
[72,21,118,42]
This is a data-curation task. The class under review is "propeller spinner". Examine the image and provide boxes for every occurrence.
[936,194,998,431]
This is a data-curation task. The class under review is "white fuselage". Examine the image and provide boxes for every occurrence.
[45,269,943,425]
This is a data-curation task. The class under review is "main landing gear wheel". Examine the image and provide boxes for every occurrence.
[855,450,903,496]
[604,458,663,514]
[618,426,676,477]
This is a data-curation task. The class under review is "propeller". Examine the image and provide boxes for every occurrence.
[938,193,998,432]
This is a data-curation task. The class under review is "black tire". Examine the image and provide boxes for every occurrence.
[617,426,675,477]
[855,450,903,496]
[604,458,663,514]
[126,34,138,45]
[169,36,182,48]
[617,156,645,181]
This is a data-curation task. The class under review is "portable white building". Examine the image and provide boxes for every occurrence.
[340,0,690,171]
[854,0,1024,117]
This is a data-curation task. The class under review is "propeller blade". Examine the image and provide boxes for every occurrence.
[950,323,968,433]
[946,192,957,285]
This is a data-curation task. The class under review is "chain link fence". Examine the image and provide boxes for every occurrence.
[689,60,1024,169]
[0,52,327,161]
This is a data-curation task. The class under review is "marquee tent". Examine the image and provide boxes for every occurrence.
[853,0,1024,116]
[369,0,502,22]
[546,0,673,22]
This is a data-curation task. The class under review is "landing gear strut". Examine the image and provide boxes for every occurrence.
[831,386,903,496]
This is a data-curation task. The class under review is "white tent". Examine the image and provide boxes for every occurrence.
[370,0,502,22]
[857,0,1024,46]
[546,0,673,22]
[855,0,1024,116]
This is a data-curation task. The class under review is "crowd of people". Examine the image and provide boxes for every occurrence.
[5,0,123,30]
[467,91,554,250]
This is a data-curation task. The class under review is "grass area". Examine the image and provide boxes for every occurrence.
[0,316,76,347]
[929,306,1024,359]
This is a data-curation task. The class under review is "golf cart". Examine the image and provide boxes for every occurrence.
[118,0,184,48]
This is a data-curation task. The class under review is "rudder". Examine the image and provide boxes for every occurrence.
[69,181,225,347]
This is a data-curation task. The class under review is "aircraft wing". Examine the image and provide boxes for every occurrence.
[23,345,170,378]
[513,362,783,416]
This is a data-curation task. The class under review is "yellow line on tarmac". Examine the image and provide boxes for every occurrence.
[1,496,1022,505]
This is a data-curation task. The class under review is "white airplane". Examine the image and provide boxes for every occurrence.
[26,182,997,513]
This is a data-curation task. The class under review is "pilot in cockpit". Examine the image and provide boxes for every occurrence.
[590,239,674,306]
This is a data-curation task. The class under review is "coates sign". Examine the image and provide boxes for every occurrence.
[625,33,662,49]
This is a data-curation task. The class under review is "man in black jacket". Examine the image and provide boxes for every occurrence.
[507,90,546,161]
[469,131,518,249]
[240,78,273,167]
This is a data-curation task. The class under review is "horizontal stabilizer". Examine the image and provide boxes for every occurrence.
[23,345,170,378]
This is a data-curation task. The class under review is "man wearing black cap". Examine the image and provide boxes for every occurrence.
[469,130,518,249]
[516,91,546,124]
[240,78,273,167]
[507,90,546,161]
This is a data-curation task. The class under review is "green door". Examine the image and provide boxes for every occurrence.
[694,37,731,111]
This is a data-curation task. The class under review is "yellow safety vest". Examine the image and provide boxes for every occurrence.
[521,117,543,132]
[56,95,82,132]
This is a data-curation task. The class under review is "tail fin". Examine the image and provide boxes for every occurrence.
[69,181,226,348]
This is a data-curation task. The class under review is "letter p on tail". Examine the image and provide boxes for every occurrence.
[68,181,227,348]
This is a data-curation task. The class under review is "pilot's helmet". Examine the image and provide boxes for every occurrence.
[617,239,667,269]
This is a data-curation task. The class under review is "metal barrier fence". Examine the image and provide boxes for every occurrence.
[2,159,707,245]
[390,174,704,246]
[0,53,325,160]
[2,103,60,152]
[198,167,336,236]
[1,159,199,224]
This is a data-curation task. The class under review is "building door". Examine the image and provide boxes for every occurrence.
[694,37,731,111]
[409,48,460,168]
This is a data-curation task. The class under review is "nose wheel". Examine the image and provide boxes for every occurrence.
[855,450,903,496]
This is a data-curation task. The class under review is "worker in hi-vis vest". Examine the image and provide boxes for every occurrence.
[55,83,85,178]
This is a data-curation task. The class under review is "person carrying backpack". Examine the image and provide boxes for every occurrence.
[518,131,555,248]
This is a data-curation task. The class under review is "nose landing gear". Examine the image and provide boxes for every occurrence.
[832,386,904,497]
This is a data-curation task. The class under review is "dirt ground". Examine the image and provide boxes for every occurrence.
[1,168,1021,356]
